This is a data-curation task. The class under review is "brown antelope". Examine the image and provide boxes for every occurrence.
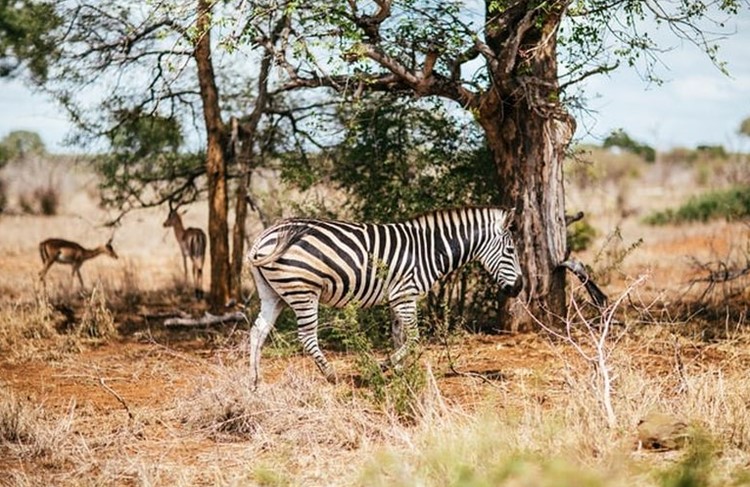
[39,238,119,289]
[163,203,207,299]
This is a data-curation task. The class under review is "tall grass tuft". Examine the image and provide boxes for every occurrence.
[77,283,117,339]
[0,390,38,445]
[0,290,59,361]
[0,390,75,465]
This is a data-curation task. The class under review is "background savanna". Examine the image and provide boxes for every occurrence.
[1,1,750,486]
[2,129,749,486]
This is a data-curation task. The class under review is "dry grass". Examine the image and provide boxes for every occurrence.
[0,151,749,485]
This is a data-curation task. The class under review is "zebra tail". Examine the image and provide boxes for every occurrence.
[249,223,311,267]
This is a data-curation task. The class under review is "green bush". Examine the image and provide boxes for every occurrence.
[567,220,597,252]
[603,129,656,163]
[645,186,750,225]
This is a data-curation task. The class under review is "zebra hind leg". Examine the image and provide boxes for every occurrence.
[294,299,337,383]
[248,296,284,390]
[384,299,420,371]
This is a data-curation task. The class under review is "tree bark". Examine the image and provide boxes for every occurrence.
[195,0,231,311]
[478,1,574,330]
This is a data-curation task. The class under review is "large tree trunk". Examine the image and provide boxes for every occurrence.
[480,108,574,330]
[195,0,231,311]
[479,2,575,330]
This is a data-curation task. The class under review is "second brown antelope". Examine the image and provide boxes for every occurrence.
[39,238,119,289]
[163,202,207,299]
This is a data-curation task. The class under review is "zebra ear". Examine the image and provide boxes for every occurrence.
[504,208,517,232]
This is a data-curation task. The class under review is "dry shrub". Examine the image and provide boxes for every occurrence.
[77,284,116,339]
[0,154,74,215]
[176,365,390,446]
[0,391,38,445]
[33,185,60,216]
[17,182,61,216]
[0,390,75,466]
[0,293,60,362]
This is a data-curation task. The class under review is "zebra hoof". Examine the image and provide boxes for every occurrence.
[324,370,338,384]
[379,359,392,372]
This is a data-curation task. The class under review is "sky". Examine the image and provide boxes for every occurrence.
[575,8,750,151]
[1,9,749,154]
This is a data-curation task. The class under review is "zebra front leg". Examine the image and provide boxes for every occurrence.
[294,299,337,383]
[384,298,419,370]
[248,297,283,390]
[390,306,406,349]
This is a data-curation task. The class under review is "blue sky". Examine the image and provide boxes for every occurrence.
[575,8,750,151]
[1,10,749,154]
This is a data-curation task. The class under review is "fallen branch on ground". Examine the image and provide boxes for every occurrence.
[164,311,247,327]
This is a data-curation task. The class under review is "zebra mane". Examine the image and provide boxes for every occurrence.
[412,206,514,230]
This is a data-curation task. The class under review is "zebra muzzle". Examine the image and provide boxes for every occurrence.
[502,277,524,297]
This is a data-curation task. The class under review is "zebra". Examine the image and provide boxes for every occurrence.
[246,206,523,388]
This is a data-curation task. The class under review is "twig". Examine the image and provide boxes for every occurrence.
[164,311,247,327]
[523,274,649,429]
[672,336,689,395]
[98,377,134,421]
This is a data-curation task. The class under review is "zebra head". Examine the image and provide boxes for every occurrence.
[479,210,524,297]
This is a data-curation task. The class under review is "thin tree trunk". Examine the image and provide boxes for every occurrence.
[195,0,230,311]
[229,39,277,302]
[230,121,251,302]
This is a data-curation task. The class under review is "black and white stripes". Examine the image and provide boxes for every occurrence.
[246,207,523,387]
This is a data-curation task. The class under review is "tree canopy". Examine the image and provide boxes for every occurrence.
[0,0,60,81]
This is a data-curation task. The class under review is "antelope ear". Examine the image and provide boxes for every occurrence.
[180,209,188,216]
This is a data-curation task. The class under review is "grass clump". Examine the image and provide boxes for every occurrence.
[0,294,60,362]
[357,412,608,487]
[645,186,750,225]
[77,284,117,339]
[0,390,38,445]
[0,389,75,464]
[656,431,718,487]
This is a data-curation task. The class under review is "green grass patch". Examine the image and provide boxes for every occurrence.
[645,186,750,225]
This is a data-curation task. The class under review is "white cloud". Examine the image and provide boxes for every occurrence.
[672,75,750,102]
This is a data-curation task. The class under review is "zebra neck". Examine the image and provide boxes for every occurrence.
[419,219,485,282]
[442,228,483,274]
